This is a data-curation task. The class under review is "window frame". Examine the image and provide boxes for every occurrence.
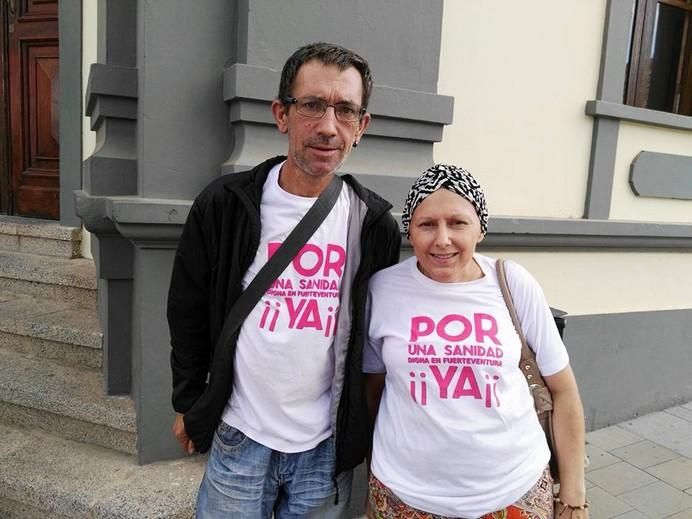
[625,0,692,116]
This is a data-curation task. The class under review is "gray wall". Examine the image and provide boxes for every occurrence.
[136,1,234,199]
[58,0,82,226]
[78,0,452,464]
[565,310,692,431]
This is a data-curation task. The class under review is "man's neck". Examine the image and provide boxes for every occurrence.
[278,164,334,197]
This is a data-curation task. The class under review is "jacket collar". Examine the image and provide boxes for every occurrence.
[224,155,394,217]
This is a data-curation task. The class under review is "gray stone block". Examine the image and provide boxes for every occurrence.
[586,443,622,472]
[0,348,133,429]
[0,497,59,519]
[0,278,96,308]
[586,486,633,517]
[0,331,102,369]
[0,251,96,289]
[19,235,80,258]
[586,425,643,451]
[667,406,692,423]
[646,457,692,491]
[0,234,19,252]
[0,426,204,519]
[0,423,33,458]
[612,510,649,519]
[587,461,658,495]
[610,440,679,469]
[619,481,692,518]
[666,509,692,518]
[0,251,97,307]
[0,401,135,456]
[621,411,692,458]
[0,348,135,453]
[0,215,80,240]
[0,216,82,263]
[14,307,101,349]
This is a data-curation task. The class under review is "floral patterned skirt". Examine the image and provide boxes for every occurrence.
[367,466,554,519]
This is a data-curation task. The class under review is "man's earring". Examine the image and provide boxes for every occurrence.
[353,141,358,148]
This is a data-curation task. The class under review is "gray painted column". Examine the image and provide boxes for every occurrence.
[130,240,179,465]
[78,0,138,396]
[222,0,453,208]
[132,0,236,462]
[76,0,138,396]
[584,0,635,219]
[58,0,82,226]
[135,1,233,199]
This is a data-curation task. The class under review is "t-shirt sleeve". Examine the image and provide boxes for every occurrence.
[504,260,569,376]
[363,286,386,374]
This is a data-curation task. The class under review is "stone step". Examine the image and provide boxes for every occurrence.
[0,348,136,455]
[0,423,204,518]
[0,215,82,258]
[0,250,96,308]
[0,291,102,369]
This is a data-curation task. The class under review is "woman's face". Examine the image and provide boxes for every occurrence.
[408,188,484,283]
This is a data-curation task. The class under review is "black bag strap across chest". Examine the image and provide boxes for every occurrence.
[215,174,344,351]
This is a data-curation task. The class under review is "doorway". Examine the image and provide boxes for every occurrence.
[1,0,60,219]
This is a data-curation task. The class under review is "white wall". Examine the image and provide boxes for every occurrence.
[435,0,606,219]
[480,250,692,316]
[434,0,692,317]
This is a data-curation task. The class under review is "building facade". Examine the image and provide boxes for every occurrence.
[61,0,692,463]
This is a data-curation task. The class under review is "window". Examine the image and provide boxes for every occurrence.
[625,0,692,116]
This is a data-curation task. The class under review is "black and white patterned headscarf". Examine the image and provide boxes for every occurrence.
[402,164,488,237]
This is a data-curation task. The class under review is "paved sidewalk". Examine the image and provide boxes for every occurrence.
[585,400,692,518]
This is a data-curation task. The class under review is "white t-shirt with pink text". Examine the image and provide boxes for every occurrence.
[222,162,350,452]
[364,254,569,517]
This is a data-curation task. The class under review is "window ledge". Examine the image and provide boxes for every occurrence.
[586,100,692,131]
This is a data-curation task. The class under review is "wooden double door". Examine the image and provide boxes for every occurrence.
[1,0,60,219]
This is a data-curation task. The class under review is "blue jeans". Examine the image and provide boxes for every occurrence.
[196,421,353,518]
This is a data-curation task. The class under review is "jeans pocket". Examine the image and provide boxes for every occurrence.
[214,422,248,452]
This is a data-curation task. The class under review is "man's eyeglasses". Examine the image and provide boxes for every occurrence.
[283,96,365,122]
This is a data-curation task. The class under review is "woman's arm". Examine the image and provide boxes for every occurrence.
[364,372,385,516]
[544,364,589,517]
[365,373,386,447]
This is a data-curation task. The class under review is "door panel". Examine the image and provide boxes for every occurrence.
[0,3,9,214]
[7,0,59,219]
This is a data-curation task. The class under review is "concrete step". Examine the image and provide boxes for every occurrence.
[0,348,136,455]
[0,250,96,308]
[0,215,82,258]
[0,423,204,518]
[0,291,102,369]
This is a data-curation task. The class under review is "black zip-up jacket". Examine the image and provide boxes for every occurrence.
[167,156,401,475]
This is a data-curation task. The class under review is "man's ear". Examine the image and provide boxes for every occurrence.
[354,112,372,146]
[272,99,289,133]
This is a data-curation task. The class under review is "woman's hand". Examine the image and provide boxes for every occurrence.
[554,499,589,518]
[544,366,587,510]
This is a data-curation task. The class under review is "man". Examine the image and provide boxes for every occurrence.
[167,42,401,518]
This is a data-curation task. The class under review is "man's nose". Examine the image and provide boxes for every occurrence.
[315,106,339,135]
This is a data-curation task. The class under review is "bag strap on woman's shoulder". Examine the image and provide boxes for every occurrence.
[495,259,550,404]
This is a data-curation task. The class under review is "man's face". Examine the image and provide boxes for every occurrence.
[272,60,371,185]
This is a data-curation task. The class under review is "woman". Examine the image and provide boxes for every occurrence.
[364,164,588,519]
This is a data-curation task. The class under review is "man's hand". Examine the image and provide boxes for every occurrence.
[172,412,196,454]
